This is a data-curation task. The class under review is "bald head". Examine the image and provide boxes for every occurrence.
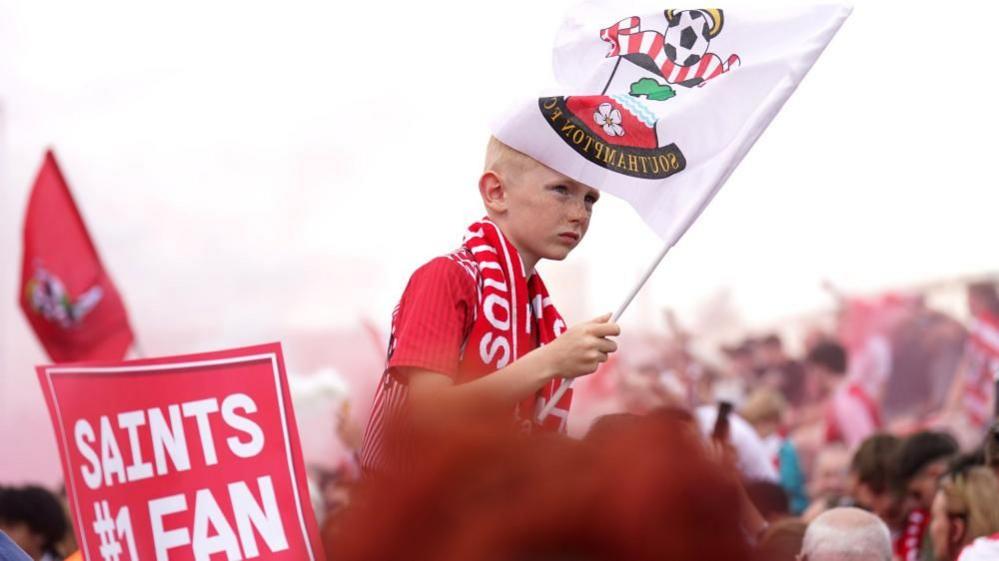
[800,507,891,561]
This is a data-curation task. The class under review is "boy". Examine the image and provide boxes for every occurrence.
[359,137,620,474]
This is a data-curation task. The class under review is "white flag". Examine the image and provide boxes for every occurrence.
[493,3,851,241]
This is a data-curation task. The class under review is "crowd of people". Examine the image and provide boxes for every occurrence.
[315,402,999,561]
[601,281,999,560]
[1,281,997,561]
[311,280,999,561]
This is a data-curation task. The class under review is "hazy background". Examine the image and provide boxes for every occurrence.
[2,0,997,484]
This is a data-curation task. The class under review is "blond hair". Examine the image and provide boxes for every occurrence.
[740,388,787,425]
[484,136,535,179]
[939,466,999,546]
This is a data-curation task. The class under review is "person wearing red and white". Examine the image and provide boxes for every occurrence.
[359,138,621,474]
[807,341,882,449]
[943,282,999,433]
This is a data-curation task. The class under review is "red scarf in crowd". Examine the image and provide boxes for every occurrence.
[895,509,929,561]
[459,219,572,432]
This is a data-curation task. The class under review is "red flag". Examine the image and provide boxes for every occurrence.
[19,149,134,362]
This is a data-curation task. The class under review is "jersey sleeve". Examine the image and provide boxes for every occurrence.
[386,256,477,382]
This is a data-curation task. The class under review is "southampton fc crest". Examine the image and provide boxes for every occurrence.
[541,9,740,179]
[539,95,686,179]
[24,264,103,329]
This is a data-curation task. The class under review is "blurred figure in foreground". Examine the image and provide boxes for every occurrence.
[745,481,791,524]
[893,431,960,561]
[895,432,960,516]
[928,465,999,561]
[985,421,999,480]
[802,445,852,522]
[942,282,999,445]
[0,531,32,561]
[0,486,68,561]
[753,519,806,561]
[718,339,755,405]
[332,410,754,561]
[811,341,881,449]
[755,334,807,409]
[799,507,892,561]
[694,402,779,484]
[741,388,808,515]
[847,434,903,527]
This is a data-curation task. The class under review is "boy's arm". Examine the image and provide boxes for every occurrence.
[406,314,619,421]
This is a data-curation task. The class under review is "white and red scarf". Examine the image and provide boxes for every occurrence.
[894,509,928,561]
[457,219,572,432]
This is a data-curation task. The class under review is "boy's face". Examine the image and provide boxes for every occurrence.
[497,159,599,266]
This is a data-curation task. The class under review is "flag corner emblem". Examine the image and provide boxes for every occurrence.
[23,263,104,329]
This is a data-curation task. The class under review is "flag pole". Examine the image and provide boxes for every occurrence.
[537,224,686,423]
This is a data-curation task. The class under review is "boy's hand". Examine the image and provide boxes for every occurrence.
[542,313,620,379]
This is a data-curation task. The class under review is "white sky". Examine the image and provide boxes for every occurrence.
[1,0,997,483]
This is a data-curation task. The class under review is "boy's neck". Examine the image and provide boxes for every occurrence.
[520,253,537,277]
[509,241,537,277]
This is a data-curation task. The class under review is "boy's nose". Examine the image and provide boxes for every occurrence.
[567,201,589,223]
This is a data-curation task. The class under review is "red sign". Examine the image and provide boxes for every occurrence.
[37,343,325,561]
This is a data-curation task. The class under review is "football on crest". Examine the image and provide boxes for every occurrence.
[663,10,712,67]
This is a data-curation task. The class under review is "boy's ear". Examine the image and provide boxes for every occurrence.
[479,171,508,214]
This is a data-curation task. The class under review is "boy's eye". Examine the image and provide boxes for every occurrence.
[552,185,569,194]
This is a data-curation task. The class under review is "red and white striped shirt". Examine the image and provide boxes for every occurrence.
[358,249,479,474]
[963,312,999,429]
